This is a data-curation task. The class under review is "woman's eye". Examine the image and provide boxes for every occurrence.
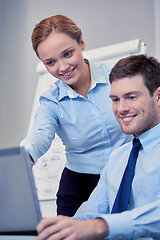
[64,51,73,58]
[46,60,55,66]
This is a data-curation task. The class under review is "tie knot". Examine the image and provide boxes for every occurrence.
[133,138,142,151]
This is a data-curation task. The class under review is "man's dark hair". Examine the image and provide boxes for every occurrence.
[109,54,160,96]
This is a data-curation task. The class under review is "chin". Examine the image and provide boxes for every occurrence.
[121,127,133,135]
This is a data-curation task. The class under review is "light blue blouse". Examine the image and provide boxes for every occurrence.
[73,123,160,239]
[21,62,131,174]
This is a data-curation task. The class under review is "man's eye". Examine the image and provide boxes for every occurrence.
[112,98,119,103]
[129,96,136,100]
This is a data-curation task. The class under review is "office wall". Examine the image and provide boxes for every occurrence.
[155,0,160,60]
[0,0,157,148]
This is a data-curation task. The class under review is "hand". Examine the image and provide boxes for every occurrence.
[35,215,109,240]
[30,160,34,166]
[29,154,34,166]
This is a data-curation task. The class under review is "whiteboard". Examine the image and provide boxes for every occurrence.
[30,39,146,200]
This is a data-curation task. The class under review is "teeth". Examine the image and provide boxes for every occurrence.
[64,70,72,76]
[123,116,133,121]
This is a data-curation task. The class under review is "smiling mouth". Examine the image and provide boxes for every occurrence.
[121,115,136,123]
[61,67,76,77]
[63,70,73,76]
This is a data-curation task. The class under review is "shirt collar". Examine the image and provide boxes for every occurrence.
[55,80,69,100]
[55,61,110,100]
[138,123,160,152]
[55,79,80,100]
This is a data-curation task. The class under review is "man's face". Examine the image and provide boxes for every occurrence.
[110,74,160,137]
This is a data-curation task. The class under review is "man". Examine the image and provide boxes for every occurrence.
[36,55,160,240]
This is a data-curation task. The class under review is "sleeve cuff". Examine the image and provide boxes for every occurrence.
[99,212,133,240]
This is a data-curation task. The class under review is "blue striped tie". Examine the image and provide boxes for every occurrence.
[111,138,142,213]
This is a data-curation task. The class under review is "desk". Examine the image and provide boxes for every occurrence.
[0,237,36,240]
[0,235,154,240]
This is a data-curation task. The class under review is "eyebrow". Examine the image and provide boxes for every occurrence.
[110,91,141,98]
[61,47,72,55]
[43,47,72,63]
[43,58,54,63]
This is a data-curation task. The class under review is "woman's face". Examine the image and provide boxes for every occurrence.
[37,31,86,86]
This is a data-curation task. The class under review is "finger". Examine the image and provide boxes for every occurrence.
[47,224,74,240]
[36,216,74,240]
[37,217,58,233]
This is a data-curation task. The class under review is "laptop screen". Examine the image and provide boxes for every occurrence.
[0,147,42,235]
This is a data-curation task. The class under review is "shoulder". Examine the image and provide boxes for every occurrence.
[111,141,132,157]
[89,61,111,84]
[39,86,59,103]
[103,141,132,176]
[108,141,132,167]
[90,61,111,73]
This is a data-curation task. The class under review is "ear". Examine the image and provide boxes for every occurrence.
[156,87,160,106]
[79,37,85,51]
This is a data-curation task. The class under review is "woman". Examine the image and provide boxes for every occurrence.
[21,15,131,216]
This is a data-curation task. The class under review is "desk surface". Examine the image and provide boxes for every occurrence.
[0,237,36,240]
[0,235,154,240]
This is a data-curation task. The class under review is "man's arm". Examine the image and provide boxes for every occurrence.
[73,165,110,221]
[36,215,109,240]
[35,199,160,240]
[101,198,160,240]
[73,166,160,239]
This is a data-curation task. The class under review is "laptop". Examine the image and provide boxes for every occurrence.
[0,146,42,236]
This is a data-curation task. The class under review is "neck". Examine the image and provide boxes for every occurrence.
[71,60,91,98]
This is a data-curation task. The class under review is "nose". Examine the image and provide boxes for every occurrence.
[58,60,69,73]
[117,100,130,114]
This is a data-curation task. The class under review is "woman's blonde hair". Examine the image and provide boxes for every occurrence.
[31,15,82,57]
